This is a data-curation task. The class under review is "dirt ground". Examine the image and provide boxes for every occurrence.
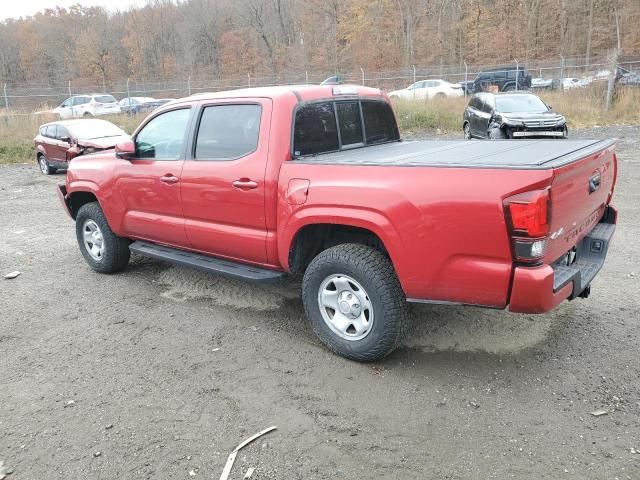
[1,126,639,480]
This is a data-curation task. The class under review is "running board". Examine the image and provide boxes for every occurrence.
[129,241,285,283]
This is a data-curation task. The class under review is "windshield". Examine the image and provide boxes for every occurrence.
[495,95,548,113]
[67,120,127,139]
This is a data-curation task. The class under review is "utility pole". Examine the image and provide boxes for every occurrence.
[464,61,468,97]
[3,84,8,110]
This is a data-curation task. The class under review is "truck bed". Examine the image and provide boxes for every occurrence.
[296,139,615,170]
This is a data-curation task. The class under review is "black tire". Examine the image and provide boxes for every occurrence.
[75,202,130,273]
[37,153,55,175]
[302,244,409,362]
[463,122,472,140]
[83,112,93,118]
[503,84,516,92]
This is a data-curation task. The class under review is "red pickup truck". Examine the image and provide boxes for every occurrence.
[58,85,617,361]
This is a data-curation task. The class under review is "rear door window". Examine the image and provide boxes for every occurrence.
[45,125,57,138]
[293,102,339,156]
[73,96,91,106]
[195,104,262,160]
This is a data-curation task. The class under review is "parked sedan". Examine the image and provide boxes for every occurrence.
[463,92,567,140]
[52,94,121,119]
[531,77,553,90]
[561,77,583,90]
[388,79,463,100]
[34,119,129,174]
[119,96,157,114]
[619,72,640,87]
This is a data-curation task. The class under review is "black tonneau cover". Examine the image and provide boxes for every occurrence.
[296,139,615,169]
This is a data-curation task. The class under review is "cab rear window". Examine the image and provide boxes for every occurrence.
[293,100,399,157]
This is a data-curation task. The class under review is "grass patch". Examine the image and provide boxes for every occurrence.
[0,141,35,164]
[0,112,146,165]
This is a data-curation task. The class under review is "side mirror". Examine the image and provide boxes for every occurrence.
[547,104,552,110]
[115,139,136,160]
[60,136,71,143]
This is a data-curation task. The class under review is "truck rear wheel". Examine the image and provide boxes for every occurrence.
[75,202,130,273]
[302,244,409,362]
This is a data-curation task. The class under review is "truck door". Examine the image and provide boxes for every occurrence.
[179,99,271,264]
[112,107,192,246]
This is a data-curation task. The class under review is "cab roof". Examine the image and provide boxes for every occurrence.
[167,84,385,106]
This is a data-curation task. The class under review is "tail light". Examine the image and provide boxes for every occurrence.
[504,189,550,264]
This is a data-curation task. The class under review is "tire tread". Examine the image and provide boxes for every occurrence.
[302,244,409,362]
[75,202,130,273]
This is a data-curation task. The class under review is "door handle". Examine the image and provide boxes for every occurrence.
[160,174,179,184]
[232,179,258,190]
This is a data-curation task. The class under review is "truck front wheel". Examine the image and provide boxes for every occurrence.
[302,244,409,361]
[75,202,130,273]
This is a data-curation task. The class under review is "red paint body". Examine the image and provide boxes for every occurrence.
[60,85,617,313]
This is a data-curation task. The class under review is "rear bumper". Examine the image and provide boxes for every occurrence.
[57,184,72,218]
[508,205,617,313]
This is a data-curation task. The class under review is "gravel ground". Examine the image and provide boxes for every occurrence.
[1,126,639,479]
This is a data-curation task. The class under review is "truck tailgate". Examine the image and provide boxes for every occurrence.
[544,141,617,263]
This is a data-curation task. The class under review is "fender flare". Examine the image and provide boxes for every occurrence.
[278,206,408,277]
[66,180,103,218]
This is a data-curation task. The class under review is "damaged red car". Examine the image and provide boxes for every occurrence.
[34,119,130,175]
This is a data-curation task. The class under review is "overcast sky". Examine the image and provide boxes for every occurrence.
[0,0,146,20]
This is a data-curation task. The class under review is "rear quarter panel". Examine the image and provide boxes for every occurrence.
[278,162,554,307]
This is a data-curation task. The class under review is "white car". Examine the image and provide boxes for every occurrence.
[388,79,463,100]
[53,94,121,119]
[561,78,583,90]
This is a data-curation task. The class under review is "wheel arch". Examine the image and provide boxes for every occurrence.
[67,190,100,219]
[281,210,405,277]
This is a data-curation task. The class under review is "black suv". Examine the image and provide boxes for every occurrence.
[463,92,567,140]
[464,66,532,94]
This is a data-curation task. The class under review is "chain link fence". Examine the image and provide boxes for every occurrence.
[2,55,639,113]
